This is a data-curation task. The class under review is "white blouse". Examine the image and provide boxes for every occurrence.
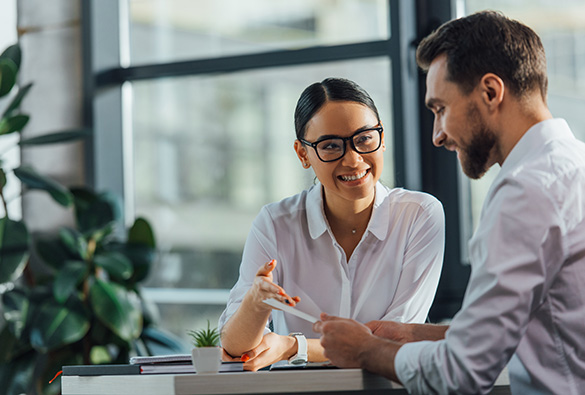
[219,182,445,338]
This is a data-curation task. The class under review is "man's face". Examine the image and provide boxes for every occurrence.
[425,55,498,179]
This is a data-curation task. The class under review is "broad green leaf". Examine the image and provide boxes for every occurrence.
[0,44,21,69]
[90,279,142,342]
[0,217,30,283]
[71,187,121,234]
[0,350,37,395]
[90,345,111,364]
[1,82,31,119]
[19,129,90,146]
[13,166,73,207]
[29,300,89,353]
[59,227,88,260]
[128,217,156,248]
[94,252,133,280]
[0,58,17,97]
[0,168,6,189]
[1,289,29,339]
[0,114,29,135]
[35,234,80,270]
[53,261,87,303]
[106,242,156,283]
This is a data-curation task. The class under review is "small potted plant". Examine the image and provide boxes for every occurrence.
[187,320,221,374]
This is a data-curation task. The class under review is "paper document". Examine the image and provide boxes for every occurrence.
[263,298,319,323]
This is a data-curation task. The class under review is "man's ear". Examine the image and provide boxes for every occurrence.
[294,140,311,168]
[479,73,505,111]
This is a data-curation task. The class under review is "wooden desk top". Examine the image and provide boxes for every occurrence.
[62,367,510,395]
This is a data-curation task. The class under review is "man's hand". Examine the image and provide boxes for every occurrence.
[365,320,412,344]
[313,313,373,368]
[314,313,402,383]
[238,332,297,371]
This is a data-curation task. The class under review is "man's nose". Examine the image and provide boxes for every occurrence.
[432,120,446,147]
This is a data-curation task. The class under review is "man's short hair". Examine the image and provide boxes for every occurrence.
[416,10,548,99]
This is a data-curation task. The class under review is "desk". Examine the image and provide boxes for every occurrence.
[62,368,511,394]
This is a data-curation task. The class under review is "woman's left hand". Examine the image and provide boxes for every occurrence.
[238,332,297,371]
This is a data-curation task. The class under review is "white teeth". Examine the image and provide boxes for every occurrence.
[340,170,367,181]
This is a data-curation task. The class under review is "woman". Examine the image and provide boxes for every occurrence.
[219,78,444,370]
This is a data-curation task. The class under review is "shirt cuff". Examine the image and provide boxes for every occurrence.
[395,341,436,392]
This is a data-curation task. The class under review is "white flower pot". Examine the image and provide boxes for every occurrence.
[191,347,221,374]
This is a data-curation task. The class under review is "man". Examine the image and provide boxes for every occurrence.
[313,11,585,394]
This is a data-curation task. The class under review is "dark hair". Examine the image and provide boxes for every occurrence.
[416,10,548,99]
[294,77,381,140]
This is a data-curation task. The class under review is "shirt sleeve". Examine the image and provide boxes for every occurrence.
[395,177,566,393]
[381,197,445,323]
[218,206,279,334]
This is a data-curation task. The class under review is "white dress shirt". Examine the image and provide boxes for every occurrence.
[396,119,585,394]
[219,182,444,338]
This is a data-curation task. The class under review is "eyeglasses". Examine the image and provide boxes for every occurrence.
[299,126,383,162]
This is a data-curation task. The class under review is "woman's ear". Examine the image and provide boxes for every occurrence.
[294,140,311,168]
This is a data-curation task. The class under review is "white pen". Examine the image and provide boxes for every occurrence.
[262,298,319,323]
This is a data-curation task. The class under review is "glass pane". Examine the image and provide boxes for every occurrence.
[462,0,585,231]
[131,59,394,337]
[128,0,389,65]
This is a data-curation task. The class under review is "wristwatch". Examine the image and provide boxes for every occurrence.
[288,332,308,365]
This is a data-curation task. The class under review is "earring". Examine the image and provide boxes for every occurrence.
[302,162,310,168]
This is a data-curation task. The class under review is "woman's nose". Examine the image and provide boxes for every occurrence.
[341,143,363,165]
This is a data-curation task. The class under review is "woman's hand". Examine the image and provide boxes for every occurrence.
[238,332,297,371]
[246,259,300,311]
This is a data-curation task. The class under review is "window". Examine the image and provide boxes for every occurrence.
[462,0,585,233]
[86,0,419,342]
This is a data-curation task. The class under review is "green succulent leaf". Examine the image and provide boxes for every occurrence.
[29,299,89,353]
[128,217,156,248]
[0,57,17,97]
[90,279,142,342]
[0,44,22,69]
[0,217,30,284]
[1,289,29,339]
[53,260,87,303]
[19,128,90,146]
[187,320,220,347]
[13,165,73,207]
[59,227,88,261]
[94,252,133,281]
[1,82,32,119]
[0,114,29,135]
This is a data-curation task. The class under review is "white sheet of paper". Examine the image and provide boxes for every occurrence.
[262,298,319,323]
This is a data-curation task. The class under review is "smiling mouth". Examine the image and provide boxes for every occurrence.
[339,170,368,181]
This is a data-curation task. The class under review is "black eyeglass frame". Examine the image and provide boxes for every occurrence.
[299,126,384,163]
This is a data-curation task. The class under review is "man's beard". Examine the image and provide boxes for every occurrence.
[459,105,497,180]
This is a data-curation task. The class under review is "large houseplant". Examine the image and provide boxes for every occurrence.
[0,44,185,394]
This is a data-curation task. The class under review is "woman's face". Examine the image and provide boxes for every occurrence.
[294,100,385,207]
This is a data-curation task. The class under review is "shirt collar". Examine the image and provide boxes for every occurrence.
[306,182,390,240]
[497,118,574,182]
